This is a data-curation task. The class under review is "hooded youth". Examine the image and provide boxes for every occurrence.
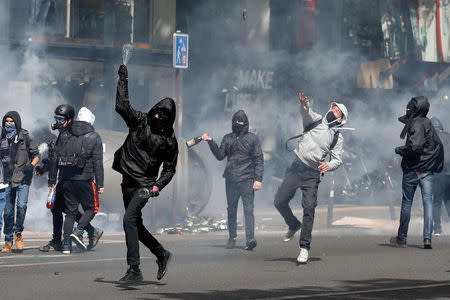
[207,110,264,183]
[113,75,178,189]
[396,96,443,173]
[1,111,40,187]
[294,102,347,172]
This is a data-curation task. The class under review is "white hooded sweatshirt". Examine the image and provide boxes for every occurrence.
[294,102,348,172]
[77,107,95,125]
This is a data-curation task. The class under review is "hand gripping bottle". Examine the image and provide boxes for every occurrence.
[47,187,56,209]
[186,136,202,148]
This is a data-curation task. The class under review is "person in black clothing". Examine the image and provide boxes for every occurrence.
[201,110,264,250]
[39,105,103,252]
[48,104,104,254]
[113,65,178,283]
[430,117,450,236]
[391,96,444,249]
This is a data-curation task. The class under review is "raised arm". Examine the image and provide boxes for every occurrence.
[115,65,146,129]
[299,93,322,129]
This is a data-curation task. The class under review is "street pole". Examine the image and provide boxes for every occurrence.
[173,68,183,228]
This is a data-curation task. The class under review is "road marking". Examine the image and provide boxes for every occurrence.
[273,282,450,299]
[0,256,152,268]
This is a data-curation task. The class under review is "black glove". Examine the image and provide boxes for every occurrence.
[23,163,34,175]
[35,165,46,176]
[118,65,128,80]
[395,147,404,156]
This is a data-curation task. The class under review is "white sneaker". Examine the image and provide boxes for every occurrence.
[297,248,309,264]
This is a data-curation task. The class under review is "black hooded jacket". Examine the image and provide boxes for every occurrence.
[396,96,444,173]
[207,110,264,183]
[1,111,40,187]
[113,76,178,189]
[49,121,104,187]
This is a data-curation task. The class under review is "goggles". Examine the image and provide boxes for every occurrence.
[54,115,66,122]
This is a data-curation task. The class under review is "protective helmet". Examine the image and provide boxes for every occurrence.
[54,104,75,121]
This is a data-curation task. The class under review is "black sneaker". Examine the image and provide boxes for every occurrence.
[244,239,257,251]
[283,224,302,242]
[61,241,72,254]
[424,238,432,249]
[87,228,103,251]
[389,236,407,248]
[70,228,87,251]
[119,268,143,284]
[156,250,172,280]
[39,240,61,252]
[225,238,236,249]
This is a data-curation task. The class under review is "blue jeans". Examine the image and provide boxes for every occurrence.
[3,185,30,243]
[397,171,434,242]
[0,189,6,236]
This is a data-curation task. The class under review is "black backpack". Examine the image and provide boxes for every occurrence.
[285,119,339,152]
[55,133,89,169]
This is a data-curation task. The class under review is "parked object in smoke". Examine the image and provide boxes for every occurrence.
[186,136,202,148]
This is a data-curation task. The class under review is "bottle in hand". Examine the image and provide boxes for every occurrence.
[47,187,56,209]
[186,136,202,148]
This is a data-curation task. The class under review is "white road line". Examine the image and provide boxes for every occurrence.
[0,256,152,268]
[273,282,450,299]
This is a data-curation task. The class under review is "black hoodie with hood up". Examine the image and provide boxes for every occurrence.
[396,96,444,173]
[113,75,178,189]
[49,121,104,187]
[1,111,40,187]
[207,110,264,183]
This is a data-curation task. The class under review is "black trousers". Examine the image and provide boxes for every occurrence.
[52,182,95,243]
[61,180,96,241]
[122,185,164,266]
[225,179,255,241]
[274,160,320,250]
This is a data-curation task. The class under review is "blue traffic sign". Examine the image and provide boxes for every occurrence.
[173,32,189,69]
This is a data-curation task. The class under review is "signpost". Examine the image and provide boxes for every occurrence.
[173,32,189,69]
[172,31,189,228]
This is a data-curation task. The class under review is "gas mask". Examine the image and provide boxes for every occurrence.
[52,115,66,131]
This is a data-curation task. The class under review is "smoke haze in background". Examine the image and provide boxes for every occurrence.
[179,0,450,230]
[1,1,450,232]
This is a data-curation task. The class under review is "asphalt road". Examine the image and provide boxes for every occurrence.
[0,230,449,300]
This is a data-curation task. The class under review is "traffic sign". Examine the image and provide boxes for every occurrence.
[173,32,189,69]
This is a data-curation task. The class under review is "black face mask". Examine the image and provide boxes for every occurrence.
[326,111,340,127]
[232,123,244,134]
[406,107,415,119]
[149,112,170,135]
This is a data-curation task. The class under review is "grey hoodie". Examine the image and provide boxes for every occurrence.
[294,102,347,172]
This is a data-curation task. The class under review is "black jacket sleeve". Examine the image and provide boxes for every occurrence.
[47,146,58,185]
[92,133,104,189]
[26,133,40,161]
[115,77,147,130]
[208,136,228,161]
[399,121,426,159]
[155,142,178,190]
[252,135,264,182]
